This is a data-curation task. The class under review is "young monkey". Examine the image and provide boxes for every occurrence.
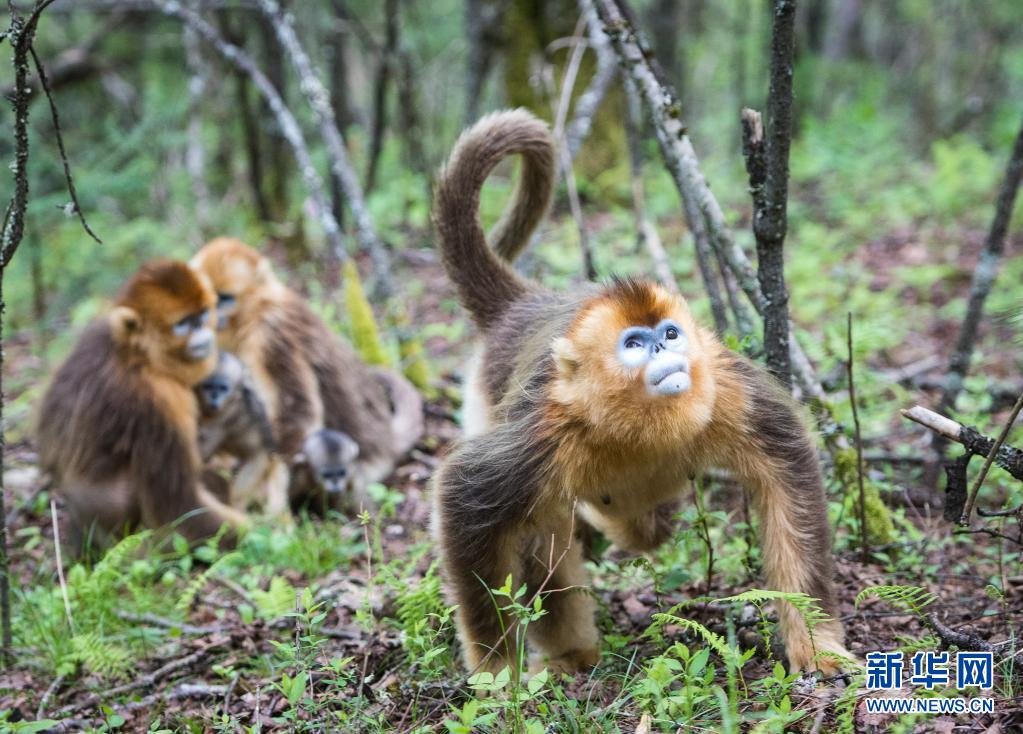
[289,429,361,515]
[431,109,851,677]
[195,351,289,516]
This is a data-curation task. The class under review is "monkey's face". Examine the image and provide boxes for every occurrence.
[109,260,219,384]
[616,319,691,395]
[551,280,712,430]
[301,429,360,495]
[190,238,275,334]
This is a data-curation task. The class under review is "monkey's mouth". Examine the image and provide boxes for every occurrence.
[646,357,690,396]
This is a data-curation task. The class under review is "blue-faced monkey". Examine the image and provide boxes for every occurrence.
[431,109,850,676]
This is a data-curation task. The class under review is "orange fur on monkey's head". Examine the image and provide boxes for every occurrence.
[550,278,717,442]
[108,258,218,385]
[190,237,284,336]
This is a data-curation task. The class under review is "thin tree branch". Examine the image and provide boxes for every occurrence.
[938,111,1023,415]
[846,313,869,561]
[152,0,345,257]
[364,0,398,195]
[29,44,102,244]
[255,0,393,298]
[564,0,617,163]
[960,391,1023,525]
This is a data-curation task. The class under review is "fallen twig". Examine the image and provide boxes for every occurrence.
[901,404,1023,482]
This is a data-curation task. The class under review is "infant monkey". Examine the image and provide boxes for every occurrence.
[289,429,363,515]
[195,351,288,515]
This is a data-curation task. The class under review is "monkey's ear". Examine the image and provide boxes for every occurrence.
[552,337,579,377]
[255,257,274,284]
[109,306,142,344]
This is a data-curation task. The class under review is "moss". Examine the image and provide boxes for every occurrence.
[342,259,390,367]
[835,447,895,545]
[392,306,433,396]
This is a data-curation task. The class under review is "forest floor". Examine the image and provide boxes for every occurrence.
[1,226,1022,732]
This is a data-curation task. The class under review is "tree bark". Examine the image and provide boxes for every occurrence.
[744,0,796,388]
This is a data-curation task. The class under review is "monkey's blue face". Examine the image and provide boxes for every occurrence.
[617,319,691,396]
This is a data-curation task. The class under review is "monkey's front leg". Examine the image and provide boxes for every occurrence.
[522,514,600,674]
[728,426,851,671]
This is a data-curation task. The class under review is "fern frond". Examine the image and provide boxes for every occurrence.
[651,613,742,667]
[855,585,935,618]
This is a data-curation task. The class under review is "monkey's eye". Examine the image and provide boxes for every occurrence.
[624,337,644,350]
[665,326,679,340]
[217,293,236,306]
[172,318,192,337]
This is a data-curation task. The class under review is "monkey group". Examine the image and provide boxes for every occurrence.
[39,240,423,556]
[37,108,851,679]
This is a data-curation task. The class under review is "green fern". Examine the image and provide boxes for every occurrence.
[833,678,862,734]
[176,551,240,614]
[650,614,743,667]
[70,632,133,678]
[714,589,830,633]
[855,584,935,619]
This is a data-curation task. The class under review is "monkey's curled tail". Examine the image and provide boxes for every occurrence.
[371,368,424,459]
[433,108,556,328]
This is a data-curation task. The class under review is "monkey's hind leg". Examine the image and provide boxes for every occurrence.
[522,517,600,675]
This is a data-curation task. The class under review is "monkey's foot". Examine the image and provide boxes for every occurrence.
[786,628,855,676]
[529,644,600,676]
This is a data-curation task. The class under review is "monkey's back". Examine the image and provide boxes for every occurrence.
[38,321,198,527]
[274,294,395,462]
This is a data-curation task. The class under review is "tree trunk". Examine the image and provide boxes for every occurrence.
[364,0,399,195]
[745,0,797,388]
[258,8,290,218]
[938,113,1023,415]
[217,11,272,222]
[329,0,355,230]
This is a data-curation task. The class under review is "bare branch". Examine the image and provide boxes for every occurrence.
[938,112,1023,414]
[255,0,393,298]
[960,391,1023,525]
[29,44,102,244]
[151,0,345,256]
[564,0,617,163]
